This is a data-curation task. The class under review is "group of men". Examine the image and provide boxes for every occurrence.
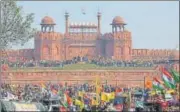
[2,56,174,69]
[1,82,179,111]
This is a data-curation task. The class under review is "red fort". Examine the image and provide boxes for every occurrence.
[1,12,179,86]
[3,12,179,62]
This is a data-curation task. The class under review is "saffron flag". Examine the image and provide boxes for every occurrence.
[91,98,96,106]
[145,76,152,89]
[40,81,46,89]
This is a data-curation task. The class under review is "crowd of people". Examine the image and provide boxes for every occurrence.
[1,56,175,69]
[1,81,179,111]
[90,57,154,67]
[1,56,179,111]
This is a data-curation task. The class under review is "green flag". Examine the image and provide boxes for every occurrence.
[171,69,180,83]
[162,74,176,89]
[58,90,63,96]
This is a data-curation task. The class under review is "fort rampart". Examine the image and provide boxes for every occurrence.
[1,68,162,88]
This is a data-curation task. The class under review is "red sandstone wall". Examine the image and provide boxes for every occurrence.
[67,46,96,60]
[173,63,179,72]
[1,49,34,61]
[35,32,64,61]
[1,69,161,87]
[132,49,176,60]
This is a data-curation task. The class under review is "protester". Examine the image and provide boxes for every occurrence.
[1,78,179,111]
[3,56,176,69]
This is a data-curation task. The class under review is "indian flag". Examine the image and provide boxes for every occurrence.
[153,77,164,91]
[63,93,68,108]
[63,93,72,107]
[162,68,176,89]
[170,69,180,83]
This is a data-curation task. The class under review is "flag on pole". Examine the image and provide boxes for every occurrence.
[63,93,68,108]
[95,75,101,105]
[145,76,152,89]
[63,93,72,108]
[40,81,46,89]
[153,77,164,91]
[101,92,108,102]
[162,68,176,89]
[170,69,180,83]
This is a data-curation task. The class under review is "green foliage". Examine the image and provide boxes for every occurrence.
[0,0,36,49]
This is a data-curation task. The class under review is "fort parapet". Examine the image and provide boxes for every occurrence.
[2,67,162,88]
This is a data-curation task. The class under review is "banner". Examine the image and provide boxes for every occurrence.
[13,103,38,111]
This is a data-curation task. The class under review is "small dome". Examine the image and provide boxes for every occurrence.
[41,16,55,25]
[112,16,126,25]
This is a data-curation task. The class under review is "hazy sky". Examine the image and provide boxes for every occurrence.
[15,1,179,49]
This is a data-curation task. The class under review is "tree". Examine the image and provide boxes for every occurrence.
[0,0,36,49]
[0,0,36,99]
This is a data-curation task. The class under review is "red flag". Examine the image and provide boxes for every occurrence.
[116,88,123,93]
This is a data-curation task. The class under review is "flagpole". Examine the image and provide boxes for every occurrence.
[143,76,145,103]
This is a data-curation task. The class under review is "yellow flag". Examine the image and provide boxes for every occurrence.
[150,90,156,96]
[78,91,85,98]
[75,99,84,110]
[109,92,115,100]
[75,99,84,107]
[75,99,80,105]
[101,93,108,102]
[166,89,175,94]
[95,75,101,105]
[106,93,113,102]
